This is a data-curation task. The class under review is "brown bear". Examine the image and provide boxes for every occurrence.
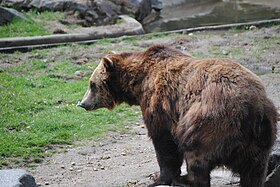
[78,45,278,187]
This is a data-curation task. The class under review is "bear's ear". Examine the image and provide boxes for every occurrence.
[102,57,114,72]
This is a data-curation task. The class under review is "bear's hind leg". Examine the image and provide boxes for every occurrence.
[184,151,211,187]
[148,131,183,187]
[239,154,269,187]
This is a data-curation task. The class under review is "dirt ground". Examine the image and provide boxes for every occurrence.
[21,26,280,187]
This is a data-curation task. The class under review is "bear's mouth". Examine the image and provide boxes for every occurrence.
[85,104,97,111]
[77,101,97,111]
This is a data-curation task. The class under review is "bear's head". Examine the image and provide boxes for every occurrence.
[78,57,116,111]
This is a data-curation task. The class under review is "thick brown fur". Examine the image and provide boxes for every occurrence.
[79,45,278,187]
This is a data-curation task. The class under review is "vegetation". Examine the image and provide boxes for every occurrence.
[0,10,64,38]
[0,45,141,169]
[0,18,50,38]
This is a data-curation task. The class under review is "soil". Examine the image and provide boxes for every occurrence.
[18,26,280,187]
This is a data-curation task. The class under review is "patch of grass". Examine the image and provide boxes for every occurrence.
[0,10,65,38]
[26,10,64,21]
[116,17,124,24]
[0,18,50,38]
[0,47,141,169]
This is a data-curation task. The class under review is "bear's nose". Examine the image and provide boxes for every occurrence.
[77,101,86,109]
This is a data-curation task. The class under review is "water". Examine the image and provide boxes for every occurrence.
[144,0,280,32]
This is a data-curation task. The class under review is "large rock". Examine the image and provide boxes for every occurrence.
[151,0,163,11]
[266,137,280,187]
[0,169,38,187]
[2,0,153,24]
[28,0,75,11]
[109,0,152,22]
[79,0,118,26]
[0,6,27,25]
[266,164,280,187]
[264,121,280,187]
[27,0,118,26]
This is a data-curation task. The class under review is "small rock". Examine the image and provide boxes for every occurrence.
[74,70,82,76]
[93,168,98,171]
[74,70,84,77]
[249,25,257,30]
[100,166,105,170]
[20,121,27,126]
[266,155,280,186]
[0,6,28,26]
[69,167,74,171]
[60,165,65,169]
[121,152,127,156]
[101,156,111,160]
[45,181,50,185]
[148,172,160,181]
[0,169,38,187]
[222,50,229,55]
[127,179,139,185]
[71,162,76,166]
[140,125,145,129]
[74,58,88,65]
[53,28,67,34]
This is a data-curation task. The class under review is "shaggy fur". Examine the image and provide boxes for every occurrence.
[79,45,278,187]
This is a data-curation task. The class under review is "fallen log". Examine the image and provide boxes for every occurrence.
[0,15,144,48]
[0,18,279,53]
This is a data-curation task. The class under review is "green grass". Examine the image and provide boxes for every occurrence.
[0,18,50,38]
[26,10,64,21]
[0,47,141,168]
[0,10,65,38]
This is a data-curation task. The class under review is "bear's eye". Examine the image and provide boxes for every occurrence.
[90,81,97,91]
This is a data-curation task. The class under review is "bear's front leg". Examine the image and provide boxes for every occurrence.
[148,131,184,187]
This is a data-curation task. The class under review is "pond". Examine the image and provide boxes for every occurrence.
[144,0,280,32]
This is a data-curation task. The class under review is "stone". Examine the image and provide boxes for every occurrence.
[83,0,118,26]
[265,123,280,186]
[266,165,280,187]
[44,181,50,185]
[109,0,152,22]
[0,6,28,26]
[0,0,27,7]
[0,169,38,187]
[28,0,75,11]
[151,0,162,11]
[249,25,257,30]
[28,0,118,26]
[71,161,76,166]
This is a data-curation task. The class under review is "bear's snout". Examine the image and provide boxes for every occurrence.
[77,100,96,111]
[77,101,87,110]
